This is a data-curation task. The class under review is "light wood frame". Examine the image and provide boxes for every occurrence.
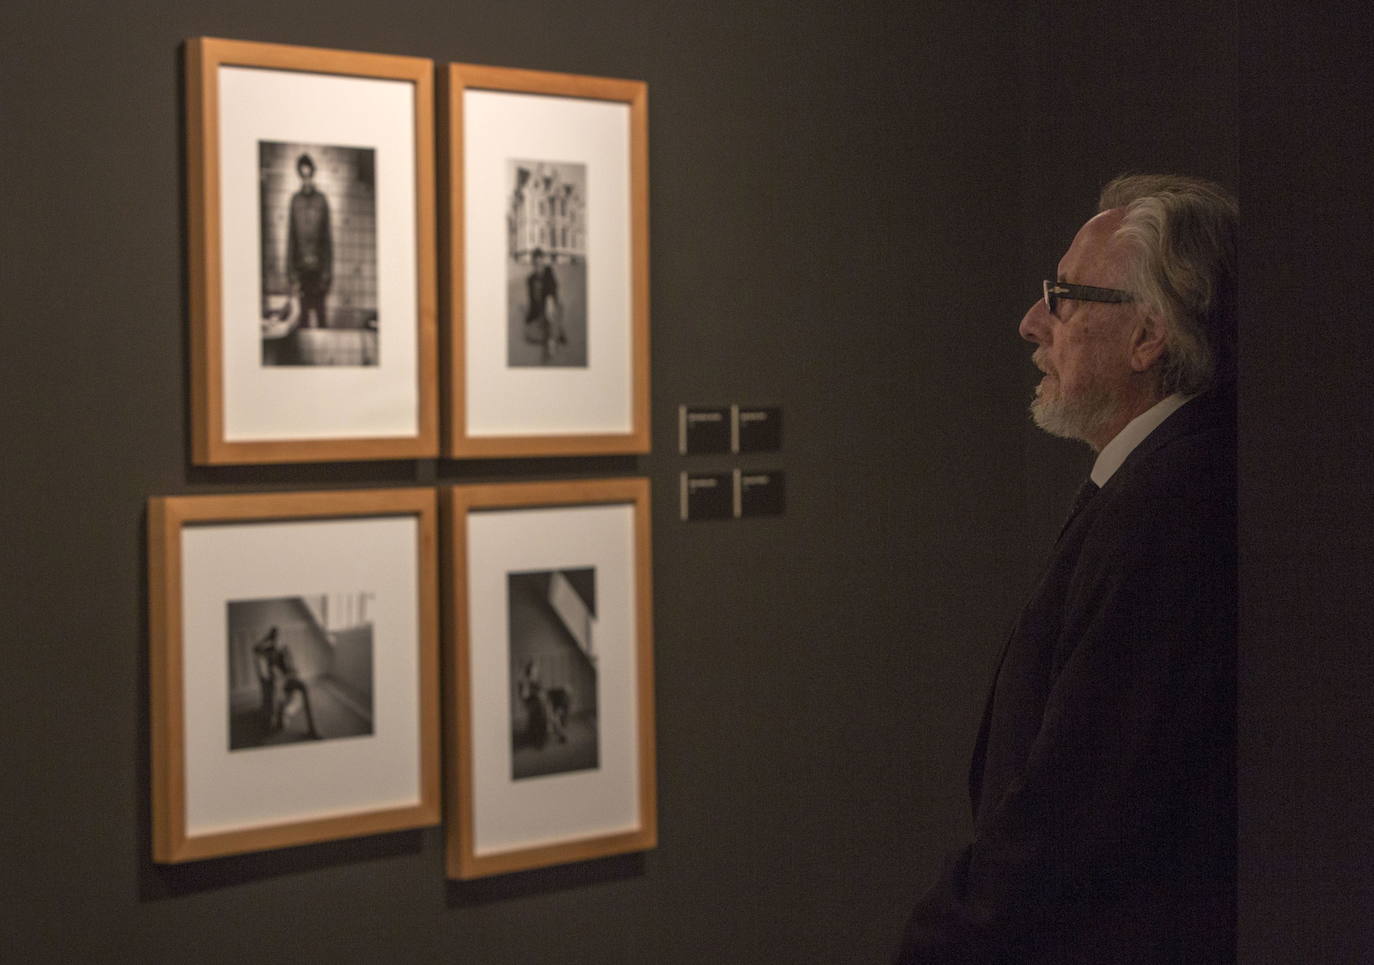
[442,64,651,458]
[149,488,441,862]
[444,478,656,878]
[186,37,438,464]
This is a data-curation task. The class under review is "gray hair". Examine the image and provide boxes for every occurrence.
[1098,174,1238,395]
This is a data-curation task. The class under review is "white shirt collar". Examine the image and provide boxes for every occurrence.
[1090,393,1193,487]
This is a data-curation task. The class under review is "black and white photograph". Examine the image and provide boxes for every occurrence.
[259,140,379,367]
[449,67,647,456]
[506,159,588,368]
[227,591,375,750]
[187,39,437,463]
[508,567,599,779]
[446,479,654,878]
[150,486,439,862]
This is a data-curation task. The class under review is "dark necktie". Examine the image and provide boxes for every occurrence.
[1058,478,1100,541]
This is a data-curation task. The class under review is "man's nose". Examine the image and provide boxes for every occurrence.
[1018,299,1047,344]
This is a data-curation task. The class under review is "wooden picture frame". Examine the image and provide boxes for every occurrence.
[186,37,438,464]
[442,64,650,458]
[444,478,656,878]
[149,488,440,862]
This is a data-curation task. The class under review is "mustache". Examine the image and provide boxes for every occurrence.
[1031,349,1055,377]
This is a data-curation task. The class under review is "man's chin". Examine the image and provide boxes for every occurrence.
[1030,392,1114,445]
[1029,381,1060,428]
[1030,396,1063,435]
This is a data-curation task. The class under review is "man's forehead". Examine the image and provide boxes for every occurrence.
[1058,207,1127,282]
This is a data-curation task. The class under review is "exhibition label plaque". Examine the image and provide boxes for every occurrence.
[733,406,782,453]
[680,471,734,521]
[678,406,732,455]
[737,470,785,517]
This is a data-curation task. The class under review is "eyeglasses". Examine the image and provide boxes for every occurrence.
[1043,280,1134,315]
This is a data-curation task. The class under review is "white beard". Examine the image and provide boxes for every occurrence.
[1029,373,1119,448]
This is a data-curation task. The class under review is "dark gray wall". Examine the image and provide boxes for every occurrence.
[1238,5,1374,961]
[3,0,1371,961]
[1014,3,1240,556]
[1,3,1024,962]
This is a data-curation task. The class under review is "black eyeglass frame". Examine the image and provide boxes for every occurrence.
[1042,279,1134,315]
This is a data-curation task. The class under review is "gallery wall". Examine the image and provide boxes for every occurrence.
[1011,3,1240,556]
[1237,6,1374,960]
[1,2,1026,961]
[3,0,1371,961]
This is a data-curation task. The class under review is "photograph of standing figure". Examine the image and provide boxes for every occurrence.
[506,159,588,367]
[285,152,332,332]
[259,141,379,367]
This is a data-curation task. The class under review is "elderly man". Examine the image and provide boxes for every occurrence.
[897,175,1238,963]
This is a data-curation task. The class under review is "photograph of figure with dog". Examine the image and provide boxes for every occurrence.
[507,568,599,780]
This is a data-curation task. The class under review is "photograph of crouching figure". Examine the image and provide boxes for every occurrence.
[508,569,599,780]
[523,248,565,363]
[517,658,569,747]
[227,593,376,751]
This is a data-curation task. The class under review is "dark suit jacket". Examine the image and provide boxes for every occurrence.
[897,393,1237,964]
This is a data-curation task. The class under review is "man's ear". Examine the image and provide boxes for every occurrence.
[1129,311,1169,372]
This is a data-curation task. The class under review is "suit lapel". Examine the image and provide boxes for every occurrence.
[1110,391,1233,485]
[968,391,1233,813]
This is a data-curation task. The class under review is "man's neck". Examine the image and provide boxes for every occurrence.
[1084,378,1167,452]
[1089,393,1193,486]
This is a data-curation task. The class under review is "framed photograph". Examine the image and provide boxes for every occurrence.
[445,478,656,877]
[443,64,650,457]
[186,37,438,463]
[148,488,440,862]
